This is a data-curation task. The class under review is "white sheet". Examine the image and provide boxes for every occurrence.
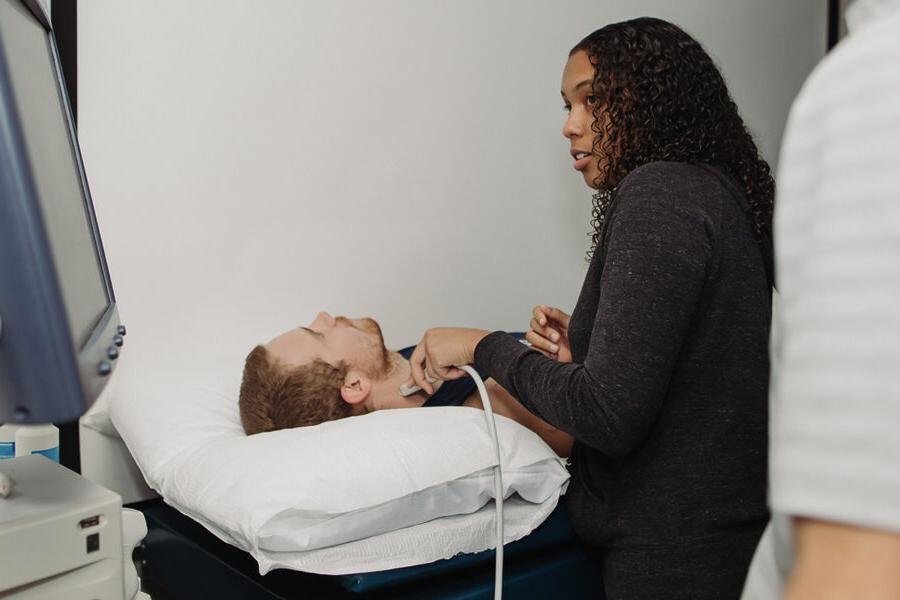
[251,495,561,576]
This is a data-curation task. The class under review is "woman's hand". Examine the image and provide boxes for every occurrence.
[527,305,572,362]
[405,328,489,395]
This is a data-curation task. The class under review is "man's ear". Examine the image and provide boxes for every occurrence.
[340,370,372,405]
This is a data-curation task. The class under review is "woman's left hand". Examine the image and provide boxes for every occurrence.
[405,328,490,395]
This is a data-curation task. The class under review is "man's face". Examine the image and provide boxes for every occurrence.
[266,311,390,377]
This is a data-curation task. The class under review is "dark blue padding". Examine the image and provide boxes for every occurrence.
[424,547,603,600]
[137,499,603,599]
[336,501,577,593]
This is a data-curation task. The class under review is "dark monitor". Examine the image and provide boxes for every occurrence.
[0,0,124,423]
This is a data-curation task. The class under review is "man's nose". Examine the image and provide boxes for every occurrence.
[313,311,335,328]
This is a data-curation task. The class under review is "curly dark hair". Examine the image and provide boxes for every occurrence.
[572,17,774,251]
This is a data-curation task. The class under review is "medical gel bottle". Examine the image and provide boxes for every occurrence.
[15,424,60,463]
[0,424,18,460]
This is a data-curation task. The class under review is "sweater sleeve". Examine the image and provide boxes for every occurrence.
[475,177,714,460]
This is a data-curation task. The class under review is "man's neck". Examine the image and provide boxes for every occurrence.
[364,352,431,411]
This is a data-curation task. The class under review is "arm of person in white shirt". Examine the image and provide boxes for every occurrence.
[786,519,900,600]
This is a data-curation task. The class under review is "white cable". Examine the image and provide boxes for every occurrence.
[459,365,503,600]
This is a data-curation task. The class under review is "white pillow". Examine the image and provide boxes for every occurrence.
[108,368,570,569]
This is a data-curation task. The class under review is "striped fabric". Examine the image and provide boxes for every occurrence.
[770,1,900,532]
[742,3,900,597]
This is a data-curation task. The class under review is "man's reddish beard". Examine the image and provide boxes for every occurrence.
[335,316,392,378]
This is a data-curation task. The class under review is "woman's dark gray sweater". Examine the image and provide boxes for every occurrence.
[474,161,771,599]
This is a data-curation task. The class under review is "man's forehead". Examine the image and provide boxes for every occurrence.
[270,325,319,342]
[266,327,321,364]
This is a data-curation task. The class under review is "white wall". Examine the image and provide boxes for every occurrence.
[78,1,825,369]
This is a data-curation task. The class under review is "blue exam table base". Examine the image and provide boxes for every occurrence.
[134,500,603,599]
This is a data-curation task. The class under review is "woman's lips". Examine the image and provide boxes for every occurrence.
[573,152,592,171]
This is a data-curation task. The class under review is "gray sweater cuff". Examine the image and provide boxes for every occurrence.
[474,331,531,387]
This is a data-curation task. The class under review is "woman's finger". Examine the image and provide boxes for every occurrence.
[425,354,452,380]
[527,325,559,350]
[525,329,560,360]
[532,346,555,359]
[407,341,435,395]
[422,351,467,386]
[545,306,571,328]
[443,366,467,380]
[526,329,560,355]
[532,305,549,327]
[526,329,548,350]
[529,317,561,345]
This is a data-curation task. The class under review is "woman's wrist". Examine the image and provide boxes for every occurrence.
[467,329,490,363]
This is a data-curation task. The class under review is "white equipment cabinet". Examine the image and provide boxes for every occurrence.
[0,455,148,600]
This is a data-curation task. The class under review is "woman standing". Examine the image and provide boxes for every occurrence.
[407,18,774,599]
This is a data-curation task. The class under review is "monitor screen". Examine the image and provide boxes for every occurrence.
[0,0,109,348]
[0,0,123,423]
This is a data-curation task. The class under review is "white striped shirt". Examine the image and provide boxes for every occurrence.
[743,1,900,597]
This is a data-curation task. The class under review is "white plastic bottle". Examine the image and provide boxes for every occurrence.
[15,424,60,463]
[0,424,18,460]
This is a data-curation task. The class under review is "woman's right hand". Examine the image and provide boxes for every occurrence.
[527,305,572,362]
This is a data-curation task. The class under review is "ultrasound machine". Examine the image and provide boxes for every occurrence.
[0,1,147,598]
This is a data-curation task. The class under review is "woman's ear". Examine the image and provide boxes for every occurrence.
[340,370,371,405]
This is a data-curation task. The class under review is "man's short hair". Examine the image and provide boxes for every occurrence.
[239,345,365,435]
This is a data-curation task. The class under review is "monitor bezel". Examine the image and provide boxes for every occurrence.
[0,0,122,422]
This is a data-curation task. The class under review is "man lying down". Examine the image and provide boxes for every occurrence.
[239,311,574,457]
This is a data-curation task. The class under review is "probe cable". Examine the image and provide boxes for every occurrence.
[458,365,504,600]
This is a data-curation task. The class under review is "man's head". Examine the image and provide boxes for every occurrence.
[239,312,393,434]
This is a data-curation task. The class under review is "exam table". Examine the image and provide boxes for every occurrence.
[134,499,602,599]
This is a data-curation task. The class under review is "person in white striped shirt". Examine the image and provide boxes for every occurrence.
[742,0,900,598]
